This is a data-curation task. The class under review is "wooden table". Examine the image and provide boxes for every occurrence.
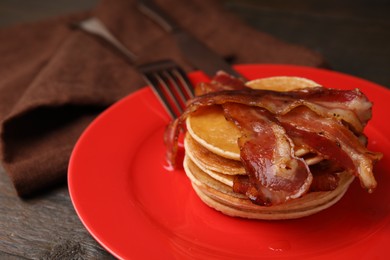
[0,0,388,259]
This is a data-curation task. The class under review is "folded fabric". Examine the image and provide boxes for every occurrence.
[0,0,326,197]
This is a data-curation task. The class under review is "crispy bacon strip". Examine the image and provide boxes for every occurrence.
[164,119,181,169]
[278,107,382,192]
[223,103,312,205]
[195,71,246,95]
[198,72,372,131]
[184,87,371,133]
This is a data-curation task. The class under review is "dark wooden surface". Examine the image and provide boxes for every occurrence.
[0,0,389,259]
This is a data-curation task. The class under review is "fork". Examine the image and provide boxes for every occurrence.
[75,17,193,119]
[138,60,194,118]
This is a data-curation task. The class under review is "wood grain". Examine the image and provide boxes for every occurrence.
[0,166,114,259]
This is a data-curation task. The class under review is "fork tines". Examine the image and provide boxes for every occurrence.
[138,60,194,119]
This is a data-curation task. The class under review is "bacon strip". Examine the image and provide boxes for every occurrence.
[184,87,371,133]
[164,118,181,169]
[207,73,372,129]
[278,107,382,192]
[195,71,246,95]
[223,103,312,205]
[309,161,342,192]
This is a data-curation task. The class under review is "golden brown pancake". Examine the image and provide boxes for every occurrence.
[186,105,241,160]
[184,155,354,220]
[184,155,246,199]
[245,76,320,91]
[183,76,355,219]
[184,133,245,175]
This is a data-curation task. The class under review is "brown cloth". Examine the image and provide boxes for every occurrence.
[0,0,326,197]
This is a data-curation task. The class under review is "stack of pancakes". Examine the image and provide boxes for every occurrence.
[183,76,355,220]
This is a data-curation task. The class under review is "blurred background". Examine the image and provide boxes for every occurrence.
[0,0,388,87]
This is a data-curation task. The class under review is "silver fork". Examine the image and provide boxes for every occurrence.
[75,17,193,119]
[138,60,194,118]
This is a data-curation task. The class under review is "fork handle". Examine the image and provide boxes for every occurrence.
[137,0,180,33]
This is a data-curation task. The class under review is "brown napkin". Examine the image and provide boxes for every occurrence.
[0,0,326,197]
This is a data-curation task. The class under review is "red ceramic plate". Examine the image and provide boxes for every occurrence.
[68,65,390,260]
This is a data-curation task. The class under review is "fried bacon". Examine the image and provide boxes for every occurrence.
[309,161,341,192]
[224,103,312,205]
[278,106,382,192]
[186,87,371,133]
[195,71,246,95]
[164,73,382,206]
[194,72,372,133]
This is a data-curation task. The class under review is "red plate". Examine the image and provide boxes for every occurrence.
[68,65,390,259]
